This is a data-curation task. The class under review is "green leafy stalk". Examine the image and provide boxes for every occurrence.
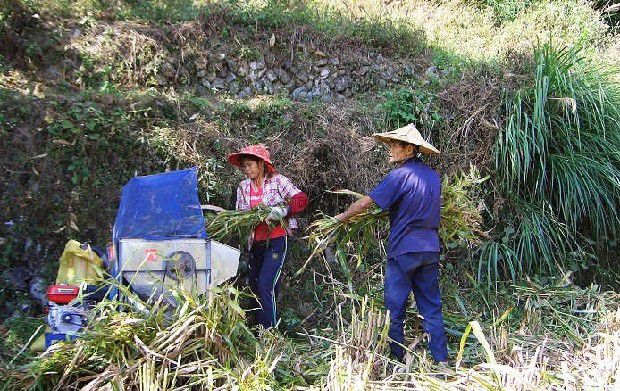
[206,207,273,242]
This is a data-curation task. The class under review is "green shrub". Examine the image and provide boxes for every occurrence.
[381,86,442,131]
[480,0,535,22]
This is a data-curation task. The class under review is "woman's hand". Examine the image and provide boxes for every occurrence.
[266,206,288,221]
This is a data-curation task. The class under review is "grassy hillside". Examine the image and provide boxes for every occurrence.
[1,0,619,389]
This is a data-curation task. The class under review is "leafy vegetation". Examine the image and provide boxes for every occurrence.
[1,0,619,389]
[381,86,443,131]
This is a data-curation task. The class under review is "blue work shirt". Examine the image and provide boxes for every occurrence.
[369,158,441,258]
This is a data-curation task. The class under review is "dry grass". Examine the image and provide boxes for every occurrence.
[314,280,620,391]
[436,69,510,174]
[312,0,610,63]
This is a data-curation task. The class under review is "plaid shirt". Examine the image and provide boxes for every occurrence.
[236,174,302,231]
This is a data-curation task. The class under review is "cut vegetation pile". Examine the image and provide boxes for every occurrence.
[2,278,619,390]
[2,285,272,389]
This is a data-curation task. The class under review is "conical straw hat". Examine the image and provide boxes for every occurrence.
[373,123,440,155]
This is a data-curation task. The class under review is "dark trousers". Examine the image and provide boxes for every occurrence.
[248,236,287,328]
[384,251,448,362]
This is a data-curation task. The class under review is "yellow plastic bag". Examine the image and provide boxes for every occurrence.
[56,240,103,285]
[30,327,49,352]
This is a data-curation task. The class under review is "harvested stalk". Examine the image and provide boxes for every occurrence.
[206,206,275,241]
[440,165,487,246]
[297,190,388,277]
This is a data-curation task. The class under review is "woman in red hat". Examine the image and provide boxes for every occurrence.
[228,144,308,329]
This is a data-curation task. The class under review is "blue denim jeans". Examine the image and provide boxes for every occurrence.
[248,236,287,328]
[384,251,448,362]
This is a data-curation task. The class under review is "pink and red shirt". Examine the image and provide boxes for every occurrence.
[236,174,308,243]
[249,184,287,241]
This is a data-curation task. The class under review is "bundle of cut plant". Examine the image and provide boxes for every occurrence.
[206,206,274,242]
[299,168,486,277]
[297,190,389,278]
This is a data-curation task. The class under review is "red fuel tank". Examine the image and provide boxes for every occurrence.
[46,284,80,304]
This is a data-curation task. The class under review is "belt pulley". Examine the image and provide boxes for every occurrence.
[163,251,197,282]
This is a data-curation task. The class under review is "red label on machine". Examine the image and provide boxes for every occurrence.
[144,249,158,262]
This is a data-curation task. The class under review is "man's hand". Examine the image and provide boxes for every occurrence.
[266,206,288,221]
[334,213,348,223]
[334,196,375,223]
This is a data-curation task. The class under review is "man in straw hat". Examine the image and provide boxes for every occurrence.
[335,124,448,364]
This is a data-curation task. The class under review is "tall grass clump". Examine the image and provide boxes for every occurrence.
[492,42,620,282]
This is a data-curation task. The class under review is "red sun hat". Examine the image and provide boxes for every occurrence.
[227,144,276,173]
